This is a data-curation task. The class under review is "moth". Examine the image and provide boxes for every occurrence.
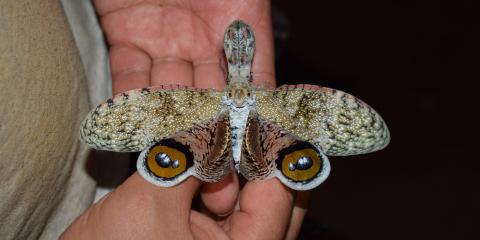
[80,20,390,190]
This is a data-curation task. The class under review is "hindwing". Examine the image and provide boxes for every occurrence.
[137,112,233,186]
[241,111,330,190]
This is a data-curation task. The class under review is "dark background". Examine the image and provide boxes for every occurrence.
[271,0,479,239]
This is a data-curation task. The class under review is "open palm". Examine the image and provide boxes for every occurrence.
[95,0,276,92]
[62,1,307,239]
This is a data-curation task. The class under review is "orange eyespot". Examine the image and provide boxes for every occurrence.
[275,140,324,183]
[145,140,193,180]
[280,148,322,182]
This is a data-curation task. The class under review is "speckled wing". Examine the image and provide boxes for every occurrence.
[254,84,390,156]
[80,86,224,152]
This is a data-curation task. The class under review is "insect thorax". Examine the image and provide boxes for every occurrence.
[222,90,255,171]
[225,79,252,107]
[223,79,256,172]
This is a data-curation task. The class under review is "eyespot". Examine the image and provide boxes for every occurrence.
[275,141,331,190]
[146,145,187,179]
[280,148,321,182]
[137,139,194,186]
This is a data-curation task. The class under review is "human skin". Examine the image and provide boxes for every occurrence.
[61,1,309,239]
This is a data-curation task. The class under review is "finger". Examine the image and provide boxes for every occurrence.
[190,0,275,88]
[93,0,162,16]
[110,47,196,93]
[285,191,310,240]
[200,172,239,217]
[100,4,203,89]
[192,53,226,89]
[226,178,295,240]
[109,173,202,228]
[150,57,193,87]
[110,45,151,94]
[61,173,202,239]
[190,210,230,240]
[250,4,276,89]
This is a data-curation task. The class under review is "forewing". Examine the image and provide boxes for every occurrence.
[241,111,330,190]
[80,86,224,152]
[255,84,390,156]
[137,112,233,187]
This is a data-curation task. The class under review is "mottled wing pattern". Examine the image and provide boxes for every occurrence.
[174,111,233,182]
[255,84,390,156]
[241,111,296,181]
[80,86,224,152]
[137,112,233,187]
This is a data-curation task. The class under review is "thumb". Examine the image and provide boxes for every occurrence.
[227,179,295,240]
[61,173,202,239]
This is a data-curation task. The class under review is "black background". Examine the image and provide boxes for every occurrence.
[272,0,479,239]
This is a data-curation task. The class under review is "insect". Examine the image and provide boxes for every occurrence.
[80,20,390,190]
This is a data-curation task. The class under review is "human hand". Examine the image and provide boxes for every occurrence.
[62,1,309,239]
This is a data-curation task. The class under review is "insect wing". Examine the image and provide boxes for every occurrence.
[80,86,224,152]
[255,84,390,156]
[137,112,233,187]
[241,111,330,190]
